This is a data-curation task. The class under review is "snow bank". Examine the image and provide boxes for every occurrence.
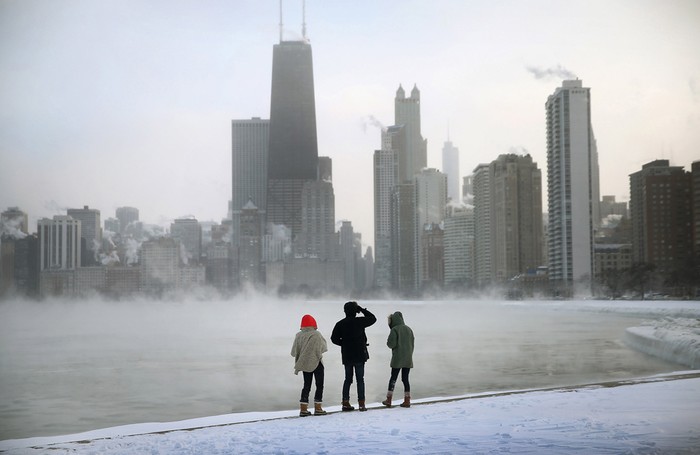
[625,317,700,369]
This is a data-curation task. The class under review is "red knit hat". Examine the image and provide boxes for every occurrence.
[301,314,317,329]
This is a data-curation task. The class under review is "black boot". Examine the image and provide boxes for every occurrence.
[342,400,355,411]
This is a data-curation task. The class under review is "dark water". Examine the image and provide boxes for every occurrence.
[0,297,680,440]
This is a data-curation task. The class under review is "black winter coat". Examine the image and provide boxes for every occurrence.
[331,307,377,365]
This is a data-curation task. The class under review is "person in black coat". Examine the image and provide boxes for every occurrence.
[331,301,376,411]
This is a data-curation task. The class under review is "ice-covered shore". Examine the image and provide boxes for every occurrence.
[525,299,700,369]
[550,299,700,370]
[625,318,700,369]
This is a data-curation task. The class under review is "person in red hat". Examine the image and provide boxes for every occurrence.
[291,314,328,416]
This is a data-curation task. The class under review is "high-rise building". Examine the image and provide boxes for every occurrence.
[442,140,460,202]
[472,156,544,286]
[340,221,356,291]
[232,117,269,245]
[115,207,139,235]
[239,199,263,287]
[38,215,81,271]
[629,160,681,264]
[491,154,543,281]
[206,241,232,292]
[373,125,404,289]
[420,223,444,288]
[297,179,335,259]
[267,39,319,238]
[0,238,14,294]
[38,216,81,296]
[629,160,692,275]
[391,183,416,292]
[395,84,427,183]
[473,164,493,287]
[415,168,448,229]
[414,168,447,290]
[67,206,101,265]
[546,79,600,294]
[170,218,202,264]
[12,234,39,297]
[693,161,700,261]
[361,246,374,292]
[444,203,475,287]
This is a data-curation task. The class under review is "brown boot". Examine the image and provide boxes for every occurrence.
[400,393,411,408]
[314,402,327,416]
[341,400,355,411]
[358,400,367,412]
[382,391,393,407]
[299,402,312,417]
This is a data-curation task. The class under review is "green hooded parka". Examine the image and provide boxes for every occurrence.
[386,311,414,369]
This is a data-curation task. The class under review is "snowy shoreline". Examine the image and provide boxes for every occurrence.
[2,371,699,454]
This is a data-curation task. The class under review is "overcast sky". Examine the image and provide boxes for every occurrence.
[1,0,698,248]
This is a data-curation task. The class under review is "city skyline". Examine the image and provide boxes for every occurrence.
[1,1,699,249]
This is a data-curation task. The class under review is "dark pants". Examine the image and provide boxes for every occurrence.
[388,367,411,393]
[300,362,324,403]
[342,363,365,401]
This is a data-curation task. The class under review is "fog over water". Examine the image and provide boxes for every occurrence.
[0,296,680,440]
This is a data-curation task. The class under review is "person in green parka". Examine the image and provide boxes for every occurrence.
[381,311,415,408]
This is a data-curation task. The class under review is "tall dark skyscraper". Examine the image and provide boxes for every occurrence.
[266,39,319,237]
[268,41,318,180]
[231,117,269,247]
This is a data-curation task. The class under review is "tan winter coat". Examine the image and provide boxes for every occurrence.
[291,328,328,374]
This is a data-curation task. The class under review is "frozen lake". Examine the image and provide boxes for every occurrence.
[0,296,681,440]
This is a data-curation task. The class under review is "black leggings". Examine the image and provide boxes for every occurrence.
[387,367,410,393]
[300,362,324,403]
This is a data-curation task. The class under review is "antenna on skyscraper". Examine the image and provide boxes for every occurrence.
[302,0,307,41]
[279,0,283,43]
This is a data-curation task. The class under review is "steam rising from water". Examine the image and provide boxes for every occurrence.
[0,294,680,440]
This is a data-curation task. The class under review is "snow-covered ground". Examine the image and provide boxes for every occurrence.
[1,372,699,454]
[1,299,699,453]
